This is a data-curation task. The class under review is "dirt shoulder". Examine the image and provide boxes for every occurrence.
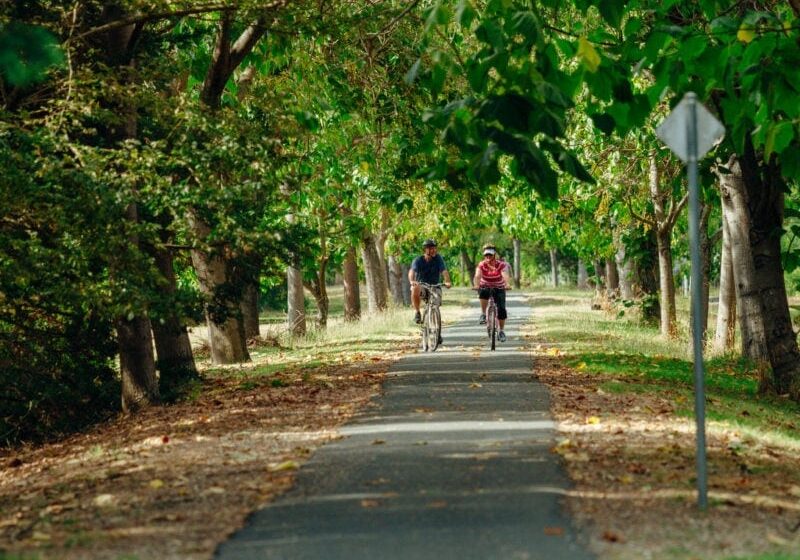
[0,349,411,560]
[531,347,800,559]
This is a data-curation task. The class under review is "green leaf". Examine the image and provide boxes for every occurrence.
[765,121,795,160]
[577,37,601,73]
[590,113,616,135]
[510,11,539,47]
[456,0,477,28]
[597,0,626,28]
[0,23,64,87]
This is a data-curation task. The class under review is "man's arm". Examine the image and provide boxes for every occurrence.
[442,269,452,288]
[408,261,417,285]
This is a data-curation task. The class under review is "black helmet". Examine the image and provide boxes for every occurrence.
[422,239,437,248]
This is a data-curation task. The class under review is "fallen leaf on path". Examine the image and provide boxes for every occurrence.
[469,383,483,388]
[427,500,447,508]
[372,439,386,445]
[360,499,380,508]
[602,530,624,543]
[543,526,564,536]
[93,494,116,507]
[149,479,165,490]
[586,416,601,425]
[269,460,299,472]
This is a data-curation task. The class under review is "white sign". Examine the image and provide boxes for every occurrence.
[656,95,725,162]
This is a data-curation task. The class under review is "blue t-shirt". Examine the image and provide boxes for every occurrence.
[411,254,447,284]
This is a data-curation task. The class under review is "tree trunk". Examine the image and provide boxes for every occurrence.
[117,315,159,412]
[634,231,661,324]
[712,210,736,354]
[460,250,475,287]
[614,233,634,300]
[102,13,159,408]
[151,243,198,385]
[388,256,405,305]
[401,263,412,305]
[650,158,678,338]
[739,144,800,396]
[606,259,620,298]
[240,280,260,339]
[577,260,589,290]
[721,155,769,364]
[190,216,250,364]
[361,231,388,313]
[549,248,559,287]
[343,245,361,321]
[592,259,605,300]
[287,265,306,335]
[512,238,522,289]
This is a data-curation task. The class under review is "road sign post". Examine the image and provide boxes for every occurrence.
[656,92,725,510]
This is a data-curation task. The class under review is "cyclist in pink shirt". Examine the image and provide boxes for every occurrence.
[473,244,511,342]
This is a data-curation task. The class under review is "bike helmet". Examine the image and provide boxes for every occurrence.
[422,239,437,248]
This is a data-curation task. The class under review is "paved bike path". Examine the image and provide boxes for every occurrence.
[216,293,594,559]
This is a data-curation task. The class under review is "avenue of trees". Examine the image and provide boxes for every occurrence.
[2,0,800,444]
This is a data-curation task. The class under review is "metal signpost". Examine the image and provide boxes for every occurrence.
[656,92,725,510]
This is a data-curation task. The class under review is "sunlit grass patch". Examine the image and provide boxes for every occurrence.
[529,287,800,444]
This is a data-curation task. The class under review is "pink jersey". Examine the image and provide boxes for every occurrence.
[478,259,508,288]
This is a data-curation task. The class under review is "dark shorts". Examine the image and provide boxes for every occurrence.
[478,287,507,320]
[421,285,442,305]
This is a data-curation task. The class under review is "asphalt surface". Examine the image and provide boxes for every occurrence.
[216,293,594,560]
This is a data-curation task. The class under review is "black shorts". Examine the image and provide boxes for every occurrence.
[478,287,507,320]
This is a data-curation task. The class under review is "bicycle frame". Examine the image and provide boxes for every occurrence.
[418,282,444,352]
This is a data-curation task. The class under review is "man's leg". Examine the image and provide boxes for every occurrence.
[411,284,422,323]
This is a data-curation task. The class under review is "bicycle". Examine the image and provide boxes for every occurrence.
[476,286,510,351]
[417,282,445,352]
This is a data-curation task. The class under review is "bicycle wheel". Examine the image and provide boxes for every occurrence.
[421,306,430,351]
[427,307,441,352]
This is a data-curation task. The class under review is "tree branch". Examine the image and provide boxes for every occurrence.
[666,193,688,230]
[69,4,239,43]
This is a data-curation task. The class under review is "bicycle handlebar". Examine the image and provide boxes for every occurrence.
[415,282,449,289]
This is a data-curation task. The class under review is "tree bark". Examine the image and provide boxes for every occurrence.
[361,231,388,313]
[460,250,475,287]
[512,238,522,289]
[388,256,404,305]
[739,144,800,396]
[721,155,769,365]
[401,263,412,305]
[151,241,197,384]
[592,259,605,300]
[343,245,361,321]
[650,157,678,338]
[634,231,661,324]
[117,315,159,412]
[606,259,620,298]
[240,280,260,339]
[614,232,634,300]
[577,260,589,290]
[287,265,306,335]
[549,248,559,287]
[712,210,736,354]
[189,215,250,364]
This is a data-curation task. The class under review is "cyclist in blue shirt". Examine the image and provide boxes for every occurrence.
[408,239,451,324]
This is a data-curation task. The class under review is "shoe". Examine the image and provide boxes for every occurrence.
[479,314,486,325]
[438,336,443,345]
[498,331,506,342]
[414,311,422,324]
